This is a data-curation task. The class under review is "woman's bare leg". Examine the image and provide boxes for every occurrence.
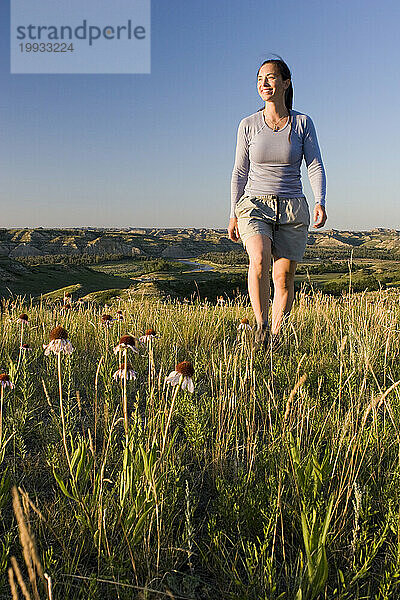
[245,234,272,326]
[271,257,297,335]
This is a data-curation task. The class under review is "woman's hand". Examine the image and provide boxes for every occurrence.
[313,204,327,228]
[228,217,240,242]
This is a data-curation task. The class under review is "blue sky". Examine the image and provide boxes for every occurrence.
[1,0,399,230]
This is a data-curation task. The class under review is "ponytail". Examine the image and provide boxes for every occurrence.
[285,80,293,142]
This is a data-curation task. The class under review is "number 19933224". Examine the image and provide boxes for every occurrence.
[19,42,74,52]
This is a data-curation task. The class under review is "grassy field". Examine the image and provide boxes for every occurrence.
[2,252,400,304]
[0,286,400,599]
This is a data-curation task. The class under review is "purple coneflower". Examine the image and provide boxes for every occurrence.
[113,364,137,382]
[20,343,32,352]
[166,361,195,393]
[238,317,252,331]
[101,314,114,326]
[113,334,139,354]
[18,313,29,324]
[0,373,14,389]
[139,328,158,343]
[43,326,74,356]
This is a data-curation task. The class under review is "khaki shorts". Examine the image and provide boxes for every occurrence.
[234,194,310,262]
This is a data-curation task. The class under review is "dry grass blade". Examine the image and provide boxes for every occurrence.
[284,373,308,424]
[360,379,400,430]
[10,556,33,600]
[8,565,19,600]
[11,487,44,600]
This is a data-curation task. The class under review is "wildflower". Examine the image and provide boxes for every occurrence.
[115,310,124,321]
[0,374,14,389]
[238,317,252,331]
[166,361,195,393]
[101,314,114,326]
[43,326,74,356]
[113,365,137,382]
[113,334,139,354]
[18,313,29,324]
[20,343,32,351]
[139,328,158,343]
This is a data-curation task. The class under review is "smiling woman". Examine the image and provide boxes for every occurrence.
[228,56,327,351]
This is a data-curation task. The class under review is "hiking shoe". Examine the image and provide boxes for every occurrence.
[253,323,270,351]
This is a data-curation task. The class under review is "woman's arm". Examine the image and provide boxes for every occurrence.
[230,119,250,219]
[303,116,326,207]
[303,116,327,228]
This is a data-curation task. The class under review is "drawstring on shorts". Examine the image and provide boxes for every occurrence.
[274,197,280,231]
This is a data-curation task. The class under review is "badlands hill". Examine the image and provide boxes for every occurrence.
[0,227,399,260]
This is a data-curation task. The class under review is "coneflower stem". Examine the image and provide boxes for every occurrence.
[57,352,72,472]
[105,324,109,352]
[94,355,104,450]
[123,349,128,437]
[148,340,155,388]
[161,376,182,454]
[44,573,53,600]
[17,322,24,372]
[0,386,4,447]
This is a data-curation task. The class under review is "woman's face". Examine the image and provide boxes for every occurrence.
[257,63,290,103]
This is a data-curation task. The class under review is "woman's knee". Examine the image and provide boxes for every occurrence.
[273,270,295,290]
[248,252,271,277]
[246,236,271,277]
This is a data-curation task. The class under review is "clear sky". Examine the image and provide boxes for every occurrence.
[1,0,399,230]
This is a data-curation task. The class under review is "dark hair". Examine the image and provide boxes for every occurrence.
[257,55,293,141]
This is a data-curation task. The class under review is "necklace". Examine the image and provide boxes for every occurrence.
[263,110,289,132]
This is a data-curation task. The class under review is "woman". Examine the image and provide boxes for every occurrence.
[228,57,327,350]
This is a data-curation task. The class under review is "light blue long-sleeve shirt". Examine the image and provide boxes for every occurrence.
[230,109,326,219]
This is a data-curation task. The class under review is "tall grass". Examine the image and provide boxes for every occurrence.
[0,287,399,599]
